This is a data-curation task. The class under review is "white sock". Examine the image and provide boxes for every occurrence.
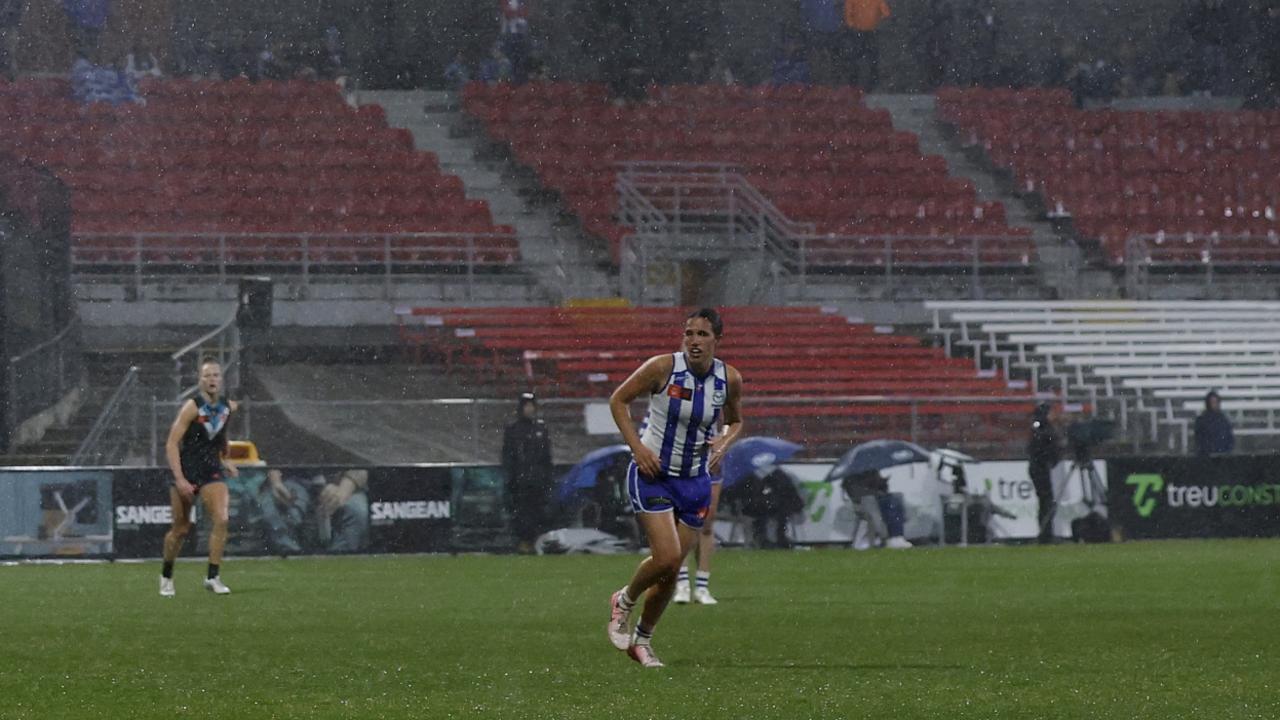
[676,568,689,585]
[616,586,636,612]
[695,571,710,590]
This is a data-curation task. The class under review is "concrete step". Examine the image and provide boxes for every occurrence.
[358,90,618,301]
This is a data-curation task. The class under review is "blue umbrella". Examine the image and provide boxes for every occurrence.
[720,437,804,488]
[824,439,931,482]
[556,444,631,502]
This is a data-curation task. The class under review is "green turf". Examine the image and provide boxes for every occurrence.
[2,540,1279,719]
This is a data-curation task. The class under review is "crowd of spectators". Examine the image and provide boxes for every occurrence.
[1,0,1278,107]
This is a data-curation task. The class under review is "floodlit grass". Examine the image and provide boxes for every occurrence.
[2,541,1279,719]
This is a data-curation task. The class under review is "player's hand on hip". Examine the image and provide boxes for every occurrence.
[708,449,727,476]
[175,479,196,500]
[707,436,729,475]
[633,446,662,479]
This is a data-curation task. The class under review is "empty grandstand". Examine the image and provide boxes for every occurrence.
[463,82,1039,302]
[0,78,524,288]
[937,87,1280,299]
[929,300,1280,454]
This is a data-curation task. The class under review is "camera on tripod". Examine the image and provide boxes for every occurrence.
[1066,418,1116,462]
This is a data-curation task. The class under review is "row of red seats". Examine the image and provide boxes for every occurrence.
[1038,173,1278,200]
[73,202,494,229]
[775,197,1006,221]
[62,171,464,198]
[1,125,413,153]
[979,127,1280,153]
[991,149,1277,177]
[74,235,519,266]
[958,116,1280,149]
[397,304,845,322]
[74,193,488,217]
[463,81,866,112]
[502,127,921,154]
[482,105,897,133]
[14,146,433,172]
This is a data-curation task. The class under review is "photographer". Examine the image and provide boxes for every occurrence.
[1027,402,1061,543]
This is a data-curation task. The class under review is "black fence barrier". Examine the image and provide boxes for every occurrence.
[3,465,462,559]
[1107,456,1280,540]
[11,456,1278,559]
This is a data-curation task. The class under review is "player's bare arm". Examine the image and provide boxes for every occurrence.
[708,365,745,475]
[166,399,199,499]
[220,399,241,478]
[610,354,674,478]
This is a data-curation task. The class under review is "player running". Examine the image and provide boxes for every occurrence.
[159,357,240,597]
[605,308,744,667]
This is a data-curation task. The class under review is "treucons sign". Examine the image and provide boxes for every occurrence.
[1109,456,1280,539]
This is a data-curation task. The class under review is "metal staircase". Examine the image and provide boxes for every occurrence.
[614,162,811,305]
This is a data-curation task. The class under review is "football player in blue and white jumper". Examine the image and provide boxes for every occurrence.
[605,308,744,668]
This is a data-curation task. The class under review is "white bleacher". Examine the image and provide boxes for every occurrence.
[926,300,1280,452]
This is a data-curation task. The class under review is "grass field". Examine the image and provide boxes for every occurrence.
[2,540,1279,719]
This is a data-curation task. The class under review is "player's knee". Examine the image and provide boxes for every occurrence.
[169,522,191,539]
[210,515,229,532]
[653,552,683,576]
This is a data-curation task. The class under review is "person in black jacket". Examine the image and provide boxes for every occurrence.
[725,466,804,549]
[1027,402,1061,543]
[1194,390,1235,457]
[502,392,553,553]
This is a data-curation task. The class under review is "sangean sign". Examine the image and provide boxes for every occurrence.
[1109,457,1280,539]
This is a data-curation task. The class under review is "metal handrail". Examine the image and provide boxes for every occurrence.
[614,173,668,232]
[69,366,140,465]
[8,317,78,367]
[1125,232,1280,299]
[5,318,82,448]
[171,306,241,400]
[616,161,808,262]
[70,231,549,302]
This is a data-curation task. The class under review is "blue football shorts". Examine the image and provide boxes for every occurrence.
[626,460,712,529]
